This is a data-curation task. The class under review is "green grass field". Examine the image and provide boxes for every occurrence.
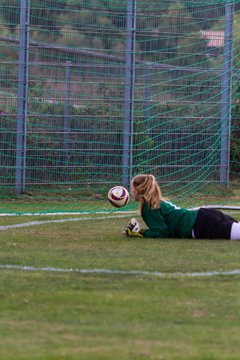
[0,212,240,359]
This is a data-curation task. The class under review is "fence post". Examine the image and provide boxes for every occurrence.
[144,63,152,133]
[15,0,30,193]
[64,61,71,173]
[220,0,234,187]
[122,0,136,188]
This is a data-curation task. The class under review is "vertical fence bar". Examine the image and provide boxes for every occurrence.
[15,0,30,193]
[220,0,234,186]
[122,0,136,188]
[144,63,152,134]
[64,61,71,173]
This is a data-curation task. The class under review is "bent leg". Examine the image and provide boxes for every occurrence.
[230,222,240,240]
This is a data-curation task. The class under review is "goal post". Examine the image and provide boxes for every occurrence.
[220,0,234,186]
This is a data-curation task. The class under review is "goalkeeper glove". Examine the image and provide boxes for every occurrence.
[124,218,144,238]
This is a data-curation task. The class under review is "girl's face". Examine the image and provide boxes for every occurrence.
[131,183,139,200]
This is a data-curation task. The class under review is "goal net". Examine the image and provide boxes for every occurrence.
[0,0,240,215]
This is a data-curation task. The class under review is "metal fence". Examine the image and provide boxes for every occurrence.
[0,0,239,202]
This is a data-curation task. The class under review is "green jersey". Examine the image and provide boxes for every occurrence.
[141,201,198,238]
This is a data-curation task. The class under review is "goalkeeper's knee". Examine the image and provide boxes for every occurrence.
[230,222,240,240]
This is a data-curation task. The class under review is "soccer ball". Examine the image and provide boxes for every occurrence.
[108,186,130,208]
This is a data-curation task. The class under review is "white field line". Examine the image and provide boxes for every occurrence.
[0,210,135,217]
[0,264,240,278]
[0,214,132,231]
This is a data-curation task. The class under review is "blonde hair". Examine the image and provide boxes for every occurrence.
[131,174,163,212]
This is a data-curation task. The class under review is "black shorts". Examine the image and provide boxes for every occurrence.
[193,208,238,240]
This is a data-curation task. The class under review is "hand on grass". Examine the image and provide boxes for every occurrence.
[124,218,144,238]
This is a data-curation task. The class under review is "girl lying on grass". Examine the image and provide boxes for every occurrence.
[124,174,240,240]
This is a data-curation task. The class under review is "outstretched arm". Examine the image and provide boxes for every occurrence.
[124,218,169,238]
